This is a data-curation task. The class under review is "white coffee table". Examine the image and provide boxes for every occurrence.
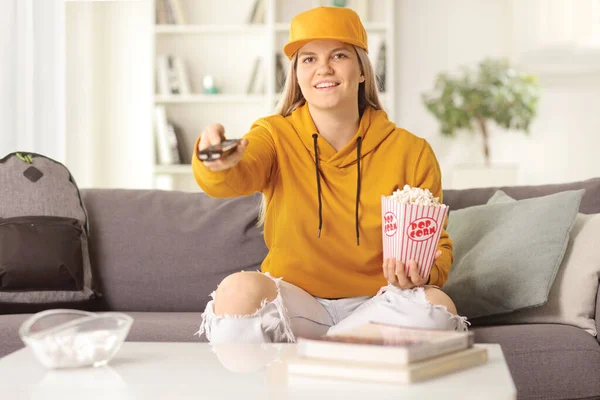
[0,342,516,400]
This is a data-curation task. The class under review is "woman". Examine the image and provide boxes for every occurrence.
[193,6,467,344]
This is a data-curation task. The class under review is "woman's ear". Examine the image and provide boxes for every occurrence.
[359,75,365,83]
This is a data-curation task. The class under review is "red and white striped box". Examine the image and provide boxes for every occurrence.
[381,196,449,279]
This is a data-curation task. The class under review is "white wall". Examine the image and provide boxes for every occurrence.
[395,0,600,188]
[65,0,153,189]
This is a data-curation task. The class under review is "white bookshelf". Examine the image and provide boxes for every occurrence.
[273,21,388,32]
[155,94,266,104]
[155,24,266,35]
[152,0,396,191]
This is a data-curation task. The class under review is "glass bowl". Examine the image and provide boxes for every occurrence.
[19,309,133,369]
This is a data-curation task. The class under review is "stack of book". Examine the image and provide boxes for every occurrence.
[156,55,191,96]
[154,105,187,165]
[286,323,487,384]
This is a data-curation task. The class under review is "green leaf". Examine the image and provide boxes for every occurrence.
[421,57,540,158]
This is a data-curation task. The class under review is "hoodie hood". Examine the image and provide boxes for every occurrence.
[287,103,397,168]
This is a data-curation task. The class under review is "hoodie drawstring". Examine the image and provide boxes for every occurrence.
[312,134,363,246]
[312,134,323,238]
[356,136,362,246]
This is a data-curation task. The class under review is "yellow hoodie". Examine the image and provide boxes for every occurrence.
[192,104,453,298]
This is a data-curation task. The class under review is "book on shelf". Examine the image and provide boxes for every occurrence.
[156,55,191,96]
[156,0,186,25]
[155,0,167,24]
[173,57,191,94]
[286,345,488,385]
[246,56,265,95]
[154,105,186,165]
[247,0,266,24]
[275,53,287,93]
[296,322,475,366]
[376,41,386,92]
[367,34,386,92]
[168,121,189,164]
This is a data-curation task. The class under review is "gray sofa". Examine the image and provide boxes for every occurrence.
[1,178,600,400]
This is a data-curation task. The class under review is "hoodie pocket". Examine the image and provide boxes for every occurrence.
[0,216,84,291]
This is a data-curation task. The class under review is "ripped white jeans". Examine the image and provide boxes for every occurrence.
[197,272,469,344]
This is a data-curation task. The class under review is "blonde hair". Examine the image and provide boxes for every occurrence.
[259,46,383,226]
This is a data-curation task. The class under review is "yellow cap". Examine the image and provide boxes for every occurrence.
[283,7,368,59]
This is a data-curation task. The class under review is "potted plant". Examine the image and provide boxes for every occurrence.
[422,58,540,167]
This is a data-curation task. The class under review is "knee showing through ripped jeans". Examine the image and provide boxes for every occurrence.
[213,271,278,316]
[196,272,295,343]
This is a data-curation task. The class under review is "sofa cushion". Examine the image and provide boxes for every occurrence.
[443,176,600,213]
[123,312,205,342]
[473,324,600,400]
[442,190,583,319]
[0,314,30,358]
[0,312,206,359]
[82,189,268,312]
[471,191,600,336]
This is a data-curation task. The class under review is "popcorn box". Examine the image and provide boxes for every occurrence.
[381,196,449,279]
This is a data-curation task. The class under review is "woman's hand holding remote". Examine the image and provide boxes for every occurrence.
[198,123,248,171]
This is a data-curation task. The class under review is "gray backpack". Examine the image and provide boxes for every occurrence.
[0,152,97,304]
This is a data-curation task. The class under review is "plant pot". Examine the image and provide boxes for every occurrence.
[449,164,519,190]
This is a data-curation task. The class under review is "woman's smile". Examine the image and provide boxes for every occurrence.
[314,80,341,90]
